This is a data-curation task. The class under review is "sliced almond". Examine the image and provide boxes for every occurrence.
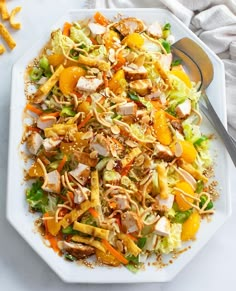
[81,131,93,140]
[90,150,98,159]
[106,159,115,170]
[175,141,183,157]
[125,140,138,148]
[111,125,120,135]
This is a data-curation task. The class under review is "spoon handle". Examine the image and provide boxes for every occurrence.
[201,92,236,167]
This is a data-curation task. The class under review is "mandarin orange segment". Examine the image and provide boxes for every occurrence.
[153,109,172,145]
[122,33,144,50]
[104,30,120,50]
[47,54,65,67]
[77,101,91,114]
[28,161,44,178]
[181,211,201,241]
[46,215,61,236]
[179,140,197,163]
[170,70,192,88]
[173,181,195,211]
[59,66,86,95]
[108,69,127,95]
[48,54,78,68]
[60,132,88,155]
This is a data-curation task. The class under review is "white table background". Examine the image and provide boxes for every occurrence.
[0,0,236,290]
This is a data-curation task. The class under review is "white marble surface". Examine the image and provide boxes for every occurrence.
[0,1,236,290]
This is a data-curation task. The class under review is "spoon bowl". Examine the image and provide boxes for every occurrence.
[172,37,236,166]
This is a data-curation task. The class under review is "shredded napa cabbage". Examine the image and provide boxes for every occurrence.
[70,26,92,47]
[51,29,74,55]
[156,223,182,254]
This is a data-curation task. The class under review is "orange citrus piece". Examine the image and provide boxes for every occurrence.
[181,211,201,241]
[59,66,86,95]
[173,181,195,211]
[170,70,192,88]
[153,109,172,145]
[122,33,144,50]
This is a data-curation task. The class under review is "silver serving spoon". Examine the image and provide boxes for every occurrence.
[172,37,236,167]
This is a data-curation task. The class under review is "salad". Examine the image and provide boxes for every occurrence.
[23,12,216,271]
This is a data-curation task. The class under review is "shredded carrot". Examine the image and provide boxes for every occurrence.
[102,239,129,265]
[62,22,72,36]
[121,161,132,176]
[103,71,109,88]
[151,100,162,111]
[25,104,43,115]
[57,193,68,202]
[94,12,109,26]
[127,234,138,242]
[165,111,179,121]
[113,54,126,71]
[90,36,98,45]
[42,111,60,118]
[48,236,60,253]
[109,201,117,209]
[111,137,124,150]
[88,207,99,218]
[77,112,93,129]
[59,208,69,217]
[68,191,74,203]
[43,213,60,253]
[86,95,92,104]
[72,91,83,99]
[57,155,67,172]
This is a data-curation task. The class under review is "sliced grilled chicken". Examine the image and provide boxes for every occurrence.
[76,76,103,93]
[176,99,191,118]
[88,22,106,35]
[121,211,142,234]
[58,241,95,259]
[42,137,61,151]
[69,163,90,186]
[116,102,137,115]
[147,21,163,38]
[129,79,152,96]
[123,64,147,81]
[26,132,43,155]
[90,134,110,157]
[114,17,145,36]
[154,143,175,162]
[42,170,61,194]
[153,216,170,237]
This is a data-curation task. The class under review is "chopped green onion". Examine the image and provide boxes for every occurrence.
[163,23,171,31]
[171,59,182,67]
[194,135,208,146]
[126,263,139,273]
[174,209,192,223]
[199,195,214,210]
[39,56,50,71]
[64,253,77,261]
[62,225,79,235]
[30,67,43,81]
[128,91,140,102]
[126,255,139,264]
[137,237,147,249]
[60,106,76,117]
[161,40,171,53]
